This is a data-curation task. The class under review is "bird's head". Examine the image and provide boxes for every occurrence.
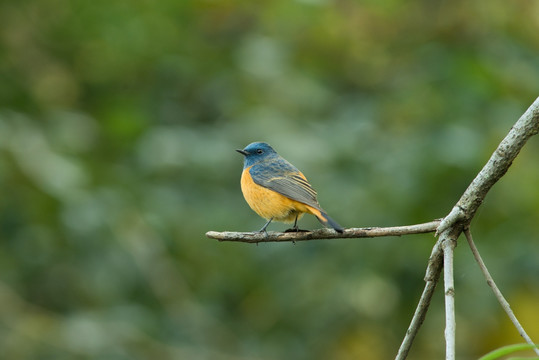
[236,142,278,167]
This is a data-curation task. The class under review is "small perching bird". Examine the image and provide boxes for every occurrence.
[237,142,344,233]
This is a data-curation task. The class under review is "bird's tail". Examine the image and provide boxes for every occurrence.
[308,206,344,233]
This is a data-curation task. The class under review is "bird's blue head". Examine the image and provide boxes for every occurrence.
[236,142,278,168]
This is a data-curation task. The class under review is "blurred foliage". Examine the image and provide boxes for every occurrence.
[0,0,538,359]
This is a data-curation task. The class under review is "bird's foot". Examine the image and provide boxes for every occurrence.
[284,227,309,233]
[257,229,270,239]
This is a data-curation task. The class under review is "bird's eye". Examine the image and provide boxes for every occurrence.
[256,149,264,154]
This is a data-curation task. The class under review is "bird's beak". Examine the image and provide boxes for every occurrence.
[236,149,249,156]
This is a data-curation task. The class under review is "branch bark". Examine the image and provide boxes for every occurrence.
[395,239,443,360]
[396,224,464,360]
[206,220,440,243]
[442,234,457,360]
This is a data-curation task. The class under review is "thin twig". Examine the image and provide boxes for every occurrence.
[464,228,539,356]
[206,220,440,243]
[395,238,444,360]
[442,234,457,360]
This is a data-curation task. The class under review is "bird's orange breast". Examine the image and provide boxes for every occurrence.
[240,166,310,223]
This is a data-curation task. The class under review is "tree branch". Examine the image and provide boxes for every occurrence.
[442,234,457,360]
[397,97,539,359]
[436,96,539,236]
[395,226,464,360]
[206,220,440,243]
[395,238,443,360]
[464,228,539,357]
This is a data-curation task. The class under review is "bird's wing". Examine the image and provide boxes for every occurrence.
[250,160,322,211]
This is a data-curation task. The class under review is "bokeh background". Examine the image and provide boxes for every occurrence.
[1,0,538,359]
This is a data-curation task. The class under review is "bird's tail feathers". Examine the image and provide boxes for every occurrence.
[309,207,344,233]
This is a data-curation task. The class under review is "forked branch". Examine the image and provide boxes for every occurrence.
[206,97,539,360]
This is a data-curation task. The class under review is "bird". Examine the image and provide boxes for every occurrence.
[236,142,344,233]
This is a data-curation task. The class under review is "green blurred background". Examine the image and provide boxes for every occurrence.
[1,0,538,359]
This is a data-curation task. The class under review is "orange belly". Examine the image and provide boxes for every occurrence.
[240,167,308,223]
